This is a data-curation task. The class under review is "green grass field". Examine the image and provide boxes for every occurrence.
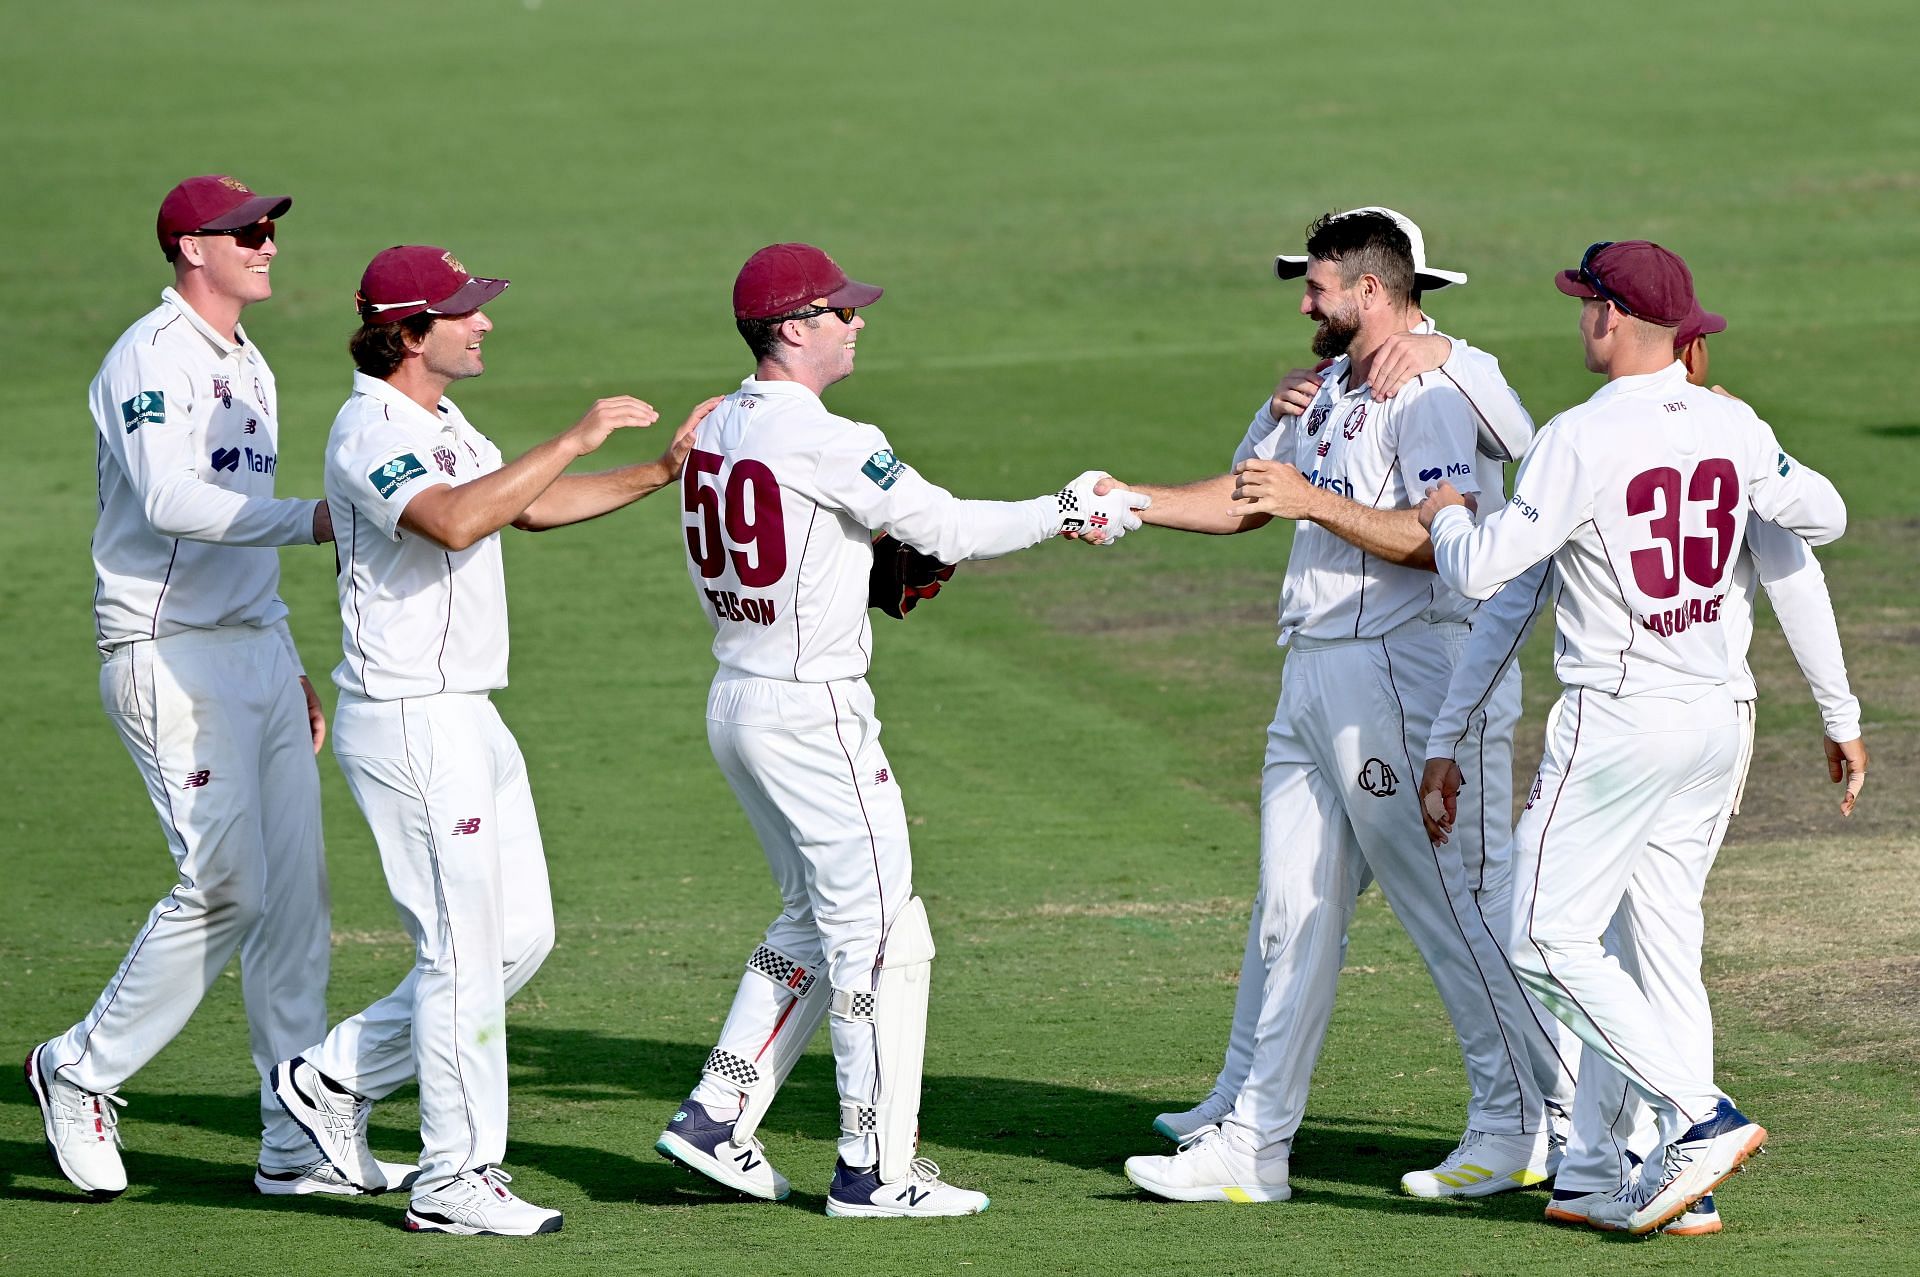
[3,2,1916,1273]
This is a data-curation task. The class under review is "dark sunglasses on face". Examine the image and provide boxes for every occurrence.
[777,305,858,324]
[192,219,276,251]
[1577,240,1636,317]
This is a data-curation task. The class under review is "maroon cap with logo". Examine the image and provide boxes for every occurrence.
[1554,240,1698,326]
[733,243,884,320]
[157,175,292,261]
[1674,304,1727,350]
[355,245,510,324]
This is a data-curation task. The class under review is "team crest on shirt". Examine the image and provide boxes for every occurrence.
[1342,403,1368,440]
[370,453,428,498]
[433,446,457,476]
[212,376,233,409]
[121,390,165,433]
[862,449,906,490]
[1305,404,1330,436]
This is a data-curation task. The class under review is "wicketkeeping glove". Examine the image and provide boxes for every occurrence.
[869,533,957,620]
[1056,470,1152,545]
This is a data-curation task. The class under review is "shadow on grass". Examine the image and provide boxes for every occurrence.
[5,1025,1528,1226]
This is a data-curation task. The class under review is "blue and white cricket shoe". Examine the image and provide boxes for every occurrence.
[825,1157,989,1217]
[1589,1099,1764,1235]
[655,1100,789,1201]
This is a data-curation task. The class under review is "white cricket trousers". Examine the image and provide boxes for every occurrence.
[1223,621,1564,1152]
[1509,685,1740,1156]
[692,672,911,1169]
[1554,698,1754,1192]
[45,625,329,1167]
[302,690,555,1194]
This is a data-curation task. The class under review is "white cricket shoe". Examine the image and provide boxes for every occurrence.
[1400,1128,1551,1198]
[256,1156,422,1196]
[26,1044,128,1199]
[1662,1193,1723,1235]
[270,1056,386,1192]
[1124,1126,1291,1203]
[1588,1100,1764,1235]
[655,1099,790,1200]
[825,1157,989,1217]
[1543,1187,1610,1226]
[405,1166,562,1236]
[1152,1091,1233,1142]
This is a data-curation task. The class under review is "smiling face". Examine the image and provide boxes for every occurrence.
[411,309,494,383]
[177,218,277,307]
[1300,258,1363,359]
[782,303,866,388]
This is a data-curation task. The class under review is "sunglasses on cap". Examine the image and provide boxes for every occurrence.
[190,219,277,251]
[774,305,859,324]
[1577,241,1638,318]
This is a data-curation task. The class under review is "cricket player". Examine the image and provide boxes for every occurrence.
[1421,294,1868,1236]
[1122,208,1570,1203]
[28,175,353,1200]
[655,242,1149,1218]
[1416,239,1849,1234]
[267,245,714,1236]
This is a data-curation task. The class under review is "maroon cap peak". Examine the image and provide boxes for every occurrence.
[356,245,509,324]
[1554,240,1697,327]
[157,175,292,261]
[1674,304,1727,350]
[733,243,883,320]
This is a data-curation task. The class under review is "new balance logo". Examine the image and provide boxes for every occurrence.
[182,770,211,789]
[874,768,889,785]
[733,1147,762,1172]
[453,818,482,835]
[897,1185,931,1207]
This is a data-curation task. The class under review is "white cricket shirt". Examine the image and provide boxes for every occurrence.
[683,377,1063,682]
[1430,361,1847,700]
[325,372,509,699]
[1234,321,1531,644]
[90,288,317,662]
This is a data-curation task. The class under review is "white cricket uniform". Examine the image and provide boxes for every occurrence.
[44,288,329,1170]
[682,375,1068,1168]
[1435,517,1860,1192]
[1428,360,1846,1148]
[1205,326,1570,1154]
[293,372,554,1195]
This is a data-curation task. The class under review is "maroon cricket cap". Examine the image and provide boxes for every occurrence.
[733,243,883,320]
[1554,240,1697,326]
[157,175,292,260]
[1674,303,1727,350]
[355,245,509,324]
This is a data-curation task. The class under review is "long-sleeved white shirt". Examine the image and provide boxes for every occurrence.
[683,377,1071,682]
[1232,320,1534,644]
[1429,361,1847,700]
[90,288,318,667]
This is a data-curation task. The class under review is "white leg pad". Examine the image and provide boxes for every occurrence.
[833,896,936,1182]
[702,941,830,1143]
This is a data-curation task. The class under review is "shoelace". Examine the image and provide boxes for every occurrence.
[59,1085,128,1141]
[1176,1126,1225,1156]
[906,1157,945,1184]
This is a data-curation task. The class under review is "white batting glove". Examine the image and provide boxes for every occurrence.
[1056,471,1151,545]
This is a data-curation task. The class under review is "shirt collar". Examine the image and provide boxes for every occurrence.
[352,370,457,431]
[1330,315,1440,397]
[161,286,249,358]
[739,375,825,408]
[1591,360,1689,400]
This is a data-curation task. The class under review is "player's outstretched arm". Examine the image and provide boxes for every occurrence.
[1094,473,1267,535]
[1231,459,1446,566]
[401,396,659,551]
[515,397,723,531]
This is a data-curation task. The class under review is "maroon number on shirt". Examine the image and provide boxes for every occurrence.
[683,448,789,585]
[1624,458,1738,600]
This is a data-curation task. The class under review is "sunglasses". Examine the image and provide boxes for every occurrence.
[776,305,859,324]
[192,219,277,251]
[1577,241,1636,317]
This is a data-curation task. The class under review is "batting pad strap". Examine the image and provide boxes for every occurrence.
[701,1047,762,1090]
[840,1100,879,1138]
[831,988,879,1022]
[747,943,821,998]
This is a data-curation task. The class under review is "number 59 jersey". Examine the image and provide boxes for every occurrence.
[681,378,1059,682]
[1429,362,1847,699]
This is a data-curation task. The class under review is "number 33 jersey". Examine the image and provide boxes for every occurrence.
[682,378,1059,683]
[1429,361,1847,698]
